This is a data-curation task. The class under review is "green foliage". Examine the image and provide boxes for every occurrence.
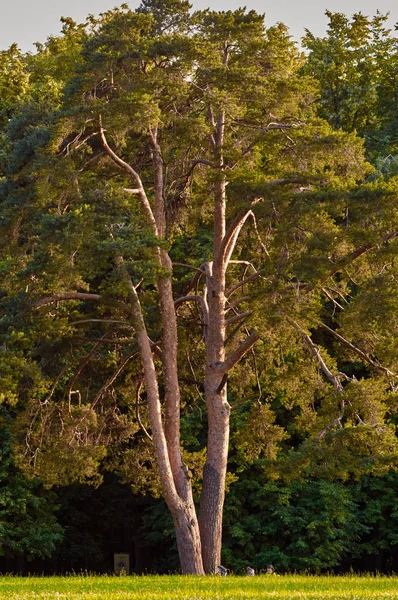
[303,11,398,159]
[0,416,63,560]
[223,476,366,572]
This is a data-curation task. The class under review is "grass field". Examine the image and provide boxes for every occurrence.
[0,574,397,600]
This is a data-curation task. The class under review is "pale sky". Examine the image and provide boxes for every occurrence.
[1,0,397,52]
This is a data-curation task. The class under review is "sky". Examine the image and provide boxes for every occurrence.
[1,0,397,52]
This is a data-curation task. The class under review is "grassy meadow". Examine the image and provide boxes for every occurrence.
[0,574,397,600]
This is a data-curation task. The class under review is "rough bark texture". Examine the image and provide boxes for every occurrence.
[198,105,231,571]
[126,269,205,574]
[150,131,205,573]
[199,382,230,573]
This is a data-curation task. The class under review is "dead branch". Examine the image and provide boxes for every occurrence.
[317,414,344,440]
[225,295,250,311]
[36,292,134,319]
[175,295,209,340]
[67,339,103,405]
[319,231,398,288]
[69,318,131,326]
[173,263,207,275]
[41,365,71,405]
[228,260,258,271]
[249,212,270,257]
[324,285,350,304]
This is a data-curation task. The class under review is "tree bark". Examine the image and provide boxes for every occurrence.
[150,129,205,573]
[123,263,205,574]
[198,105,231,570]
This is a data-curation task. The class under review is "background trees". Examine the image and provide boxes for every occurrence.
[302,11,398,159]
[1,4,398,574]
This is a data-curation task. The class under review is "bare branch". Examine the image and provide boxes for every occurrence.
[180,263,207,297]
[218,198,263,269]
[324,285,350,305]
[98,115,158,235]
[322,287,345,312]
[175,295,209,339]
[175,294,205,310]
[228,260,258,271]
[173,263,207,275]
[69,319,131,326]
[42,365,71,405]
[225,295,250,311]
[319,322,397,378]
[36,292,101,308]
[36,292,133,317]
[320,231,398,287]
[226,272,260,298]
[317,414,344,440]
[217,331,260,373]
[123,188,141,194]
[191,158,219,169]
[249,212,270,257]
[73,336,136,345]
[67,339,105,405]
[225,311,252,326]
[287,317,344,393]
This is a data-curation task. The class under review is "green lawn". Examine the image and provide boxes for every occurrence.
[0,574,397,600]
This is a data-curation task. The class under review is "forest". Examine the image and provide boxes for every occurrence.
[1,0,398,575]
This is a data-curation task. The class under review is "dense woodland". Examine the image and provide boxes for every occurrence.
[1,0,398,574]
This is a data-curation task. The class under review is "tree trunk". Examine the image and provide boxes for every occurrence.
[199,382,230,573]
[173,502,206,574]
[199,232,230,572]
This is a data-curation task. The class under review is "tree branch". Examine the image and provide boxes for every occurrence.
[225,311,252,326]
[287,317,344,393]
[322,231,398,287]
[91,351,139,409]
[319,322,397,378]
[226,272,260,298]
[135,378,153,441]
[217,332,260,373]
[317,414,344,441]
[98,115,158,235]
[225,295,250,311]
[322,287,345,312]
[174,295,209,339]
[217,199,263,269]
[36,292,133,317]
[36,292,101,308]
[173,263,207,275]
